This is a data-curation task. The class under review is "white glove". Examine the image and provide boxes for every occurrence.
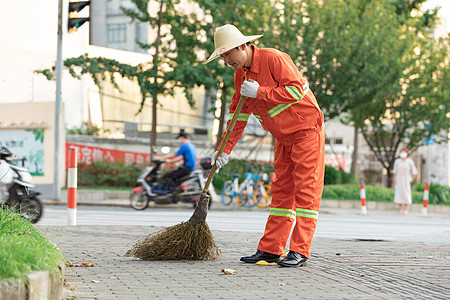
[211,151,229,173]
[240,80,259,98]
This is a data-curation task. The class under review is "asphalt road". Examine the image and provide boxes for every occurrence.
[38,205,450,244]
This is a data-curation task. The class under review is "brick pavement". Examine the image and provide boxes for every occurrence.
[40,225,450,300]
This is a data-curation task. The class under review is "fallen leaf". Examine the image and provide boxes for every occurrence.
[91,280,100,283]
[221,268,235,275]
[256,260,276,266]
[70,287,77,290]
[74,262,95,267]
[66,261,73,267]
[278,283,289,286]
[358,273,365,277]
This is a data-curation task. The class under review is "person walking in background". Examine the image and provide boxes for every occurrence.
[393,148,417,215]
[205,24,325,267]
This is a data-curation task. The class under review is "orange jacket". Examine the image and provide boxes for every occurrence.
[221,45,324,154]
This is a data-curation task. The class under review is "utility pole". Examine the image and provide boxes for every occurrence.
[53,0,64,201]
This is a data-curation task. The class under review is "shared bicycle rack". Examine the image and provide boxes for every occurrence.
[221,172,272,208]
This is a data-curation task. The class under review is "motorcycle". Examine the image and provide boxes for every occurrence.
[130,157,214,210]
[0,147,43,223]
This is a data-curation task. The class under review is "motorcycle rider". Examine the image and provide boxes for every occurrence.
[160,129,198,192]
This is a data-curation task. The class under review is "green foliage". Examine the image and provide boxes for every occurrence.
[66,122,106,136]
[324,165,339,185]
[322,184,425,204]
[414,183,450,204]
[34,0,449,181]
[322,184,360,201]
[270,0,449,187]
[35,0,219,113]
[324,165,355,185]
[77,159,143,188]
[197,0,277,144]
[0,206,64,279]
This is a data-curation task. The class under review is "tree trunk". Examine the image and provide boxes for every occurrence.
[386,168,393,188]
[350,126,359,175]
[215,85,228,149]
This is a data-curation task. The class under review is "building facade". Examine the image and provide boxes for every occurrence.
[90,0,149,54]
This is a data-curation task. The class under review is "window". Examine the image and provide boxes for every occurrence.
[107,24,126,43]
[135,23,140,43]
[335,138,343,145]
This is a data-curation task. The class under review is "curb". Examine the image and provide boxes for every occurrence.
[44,197,450,214]
[321,199,450,214]
[0,262,65,300]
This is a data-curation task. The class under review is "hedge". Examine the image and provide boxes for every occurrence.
[77,160,142,188]
[322,183,448,205]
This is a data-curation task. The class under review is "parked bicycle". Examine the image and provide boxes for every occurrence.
[255,172,272,208]
[221,172,261,207]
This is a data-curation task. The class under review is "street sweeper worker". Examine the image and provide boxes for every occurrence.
[205,24,325,267]
[160,129,198,191]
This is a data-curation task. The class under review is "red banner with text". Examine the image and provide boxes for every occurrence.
[65,143,151,169]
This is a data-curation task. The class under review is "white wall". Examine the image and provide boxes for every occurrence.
[0,0,89,128]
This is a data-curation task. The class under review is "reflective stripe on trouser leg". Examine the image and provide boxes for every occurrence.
[289,127,325,258]
[257,141,296,256]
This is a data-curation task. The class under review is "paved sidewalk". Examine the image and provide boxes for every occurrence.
[40,225,450,300]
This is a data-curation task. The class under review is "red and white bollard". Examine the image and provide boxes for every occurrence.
[422,182,429,216]
[67,147,78,226]
[360,180,367,215]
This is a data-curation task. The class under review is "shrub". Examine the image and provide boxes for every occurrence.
[322,184,424,204]
[414,183,450,204]
[324,165,355,185]
[77,159,143,188]
[324,165,339,185]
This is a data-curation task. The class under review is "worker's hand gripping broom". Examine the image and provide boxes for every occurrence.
[125,87,250,261]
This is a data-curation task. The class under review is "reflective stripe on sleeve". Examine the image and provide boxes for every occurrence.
[228,113,250,122]
[269,207,296,219]
[296,208,318,219]
[254,114,263,122]
[268,83,309,118]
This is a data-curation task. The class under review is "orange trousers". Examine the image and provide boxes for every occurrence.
[257,125,325,258]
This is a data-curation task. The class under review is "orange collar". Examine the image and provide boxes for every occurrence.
[247,45,260,74]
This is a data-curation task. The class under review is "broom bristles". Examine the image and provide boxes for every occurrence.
[125,221,221,260]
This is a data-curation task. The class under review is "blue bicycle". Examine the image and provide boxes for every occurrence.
[221,173,261,207]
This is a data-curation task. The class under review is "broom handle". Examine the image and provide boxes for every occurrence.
[202,88,250,194]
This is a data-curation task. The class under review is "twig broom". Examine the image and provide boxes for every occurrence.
[125,92,249,260]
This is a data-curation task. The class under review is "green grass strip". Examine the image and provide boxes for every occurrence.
[0,206,64,280]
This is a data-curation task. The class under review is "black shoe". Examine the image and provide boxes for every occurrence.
[240,250,280,263]
[277,251,308,267]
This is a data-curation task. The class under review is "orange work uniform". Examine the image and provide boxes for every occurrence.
[221,45,325,258]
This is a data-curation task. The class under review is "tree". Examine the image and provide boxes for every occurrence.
[358,33,449,186]
[265,0,448,185]
[346,1,449,186]
[196,0,276,149]
[37,0,217,157]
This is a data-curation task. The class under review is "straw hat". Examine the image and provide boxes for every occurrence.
[203,24,263,64]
